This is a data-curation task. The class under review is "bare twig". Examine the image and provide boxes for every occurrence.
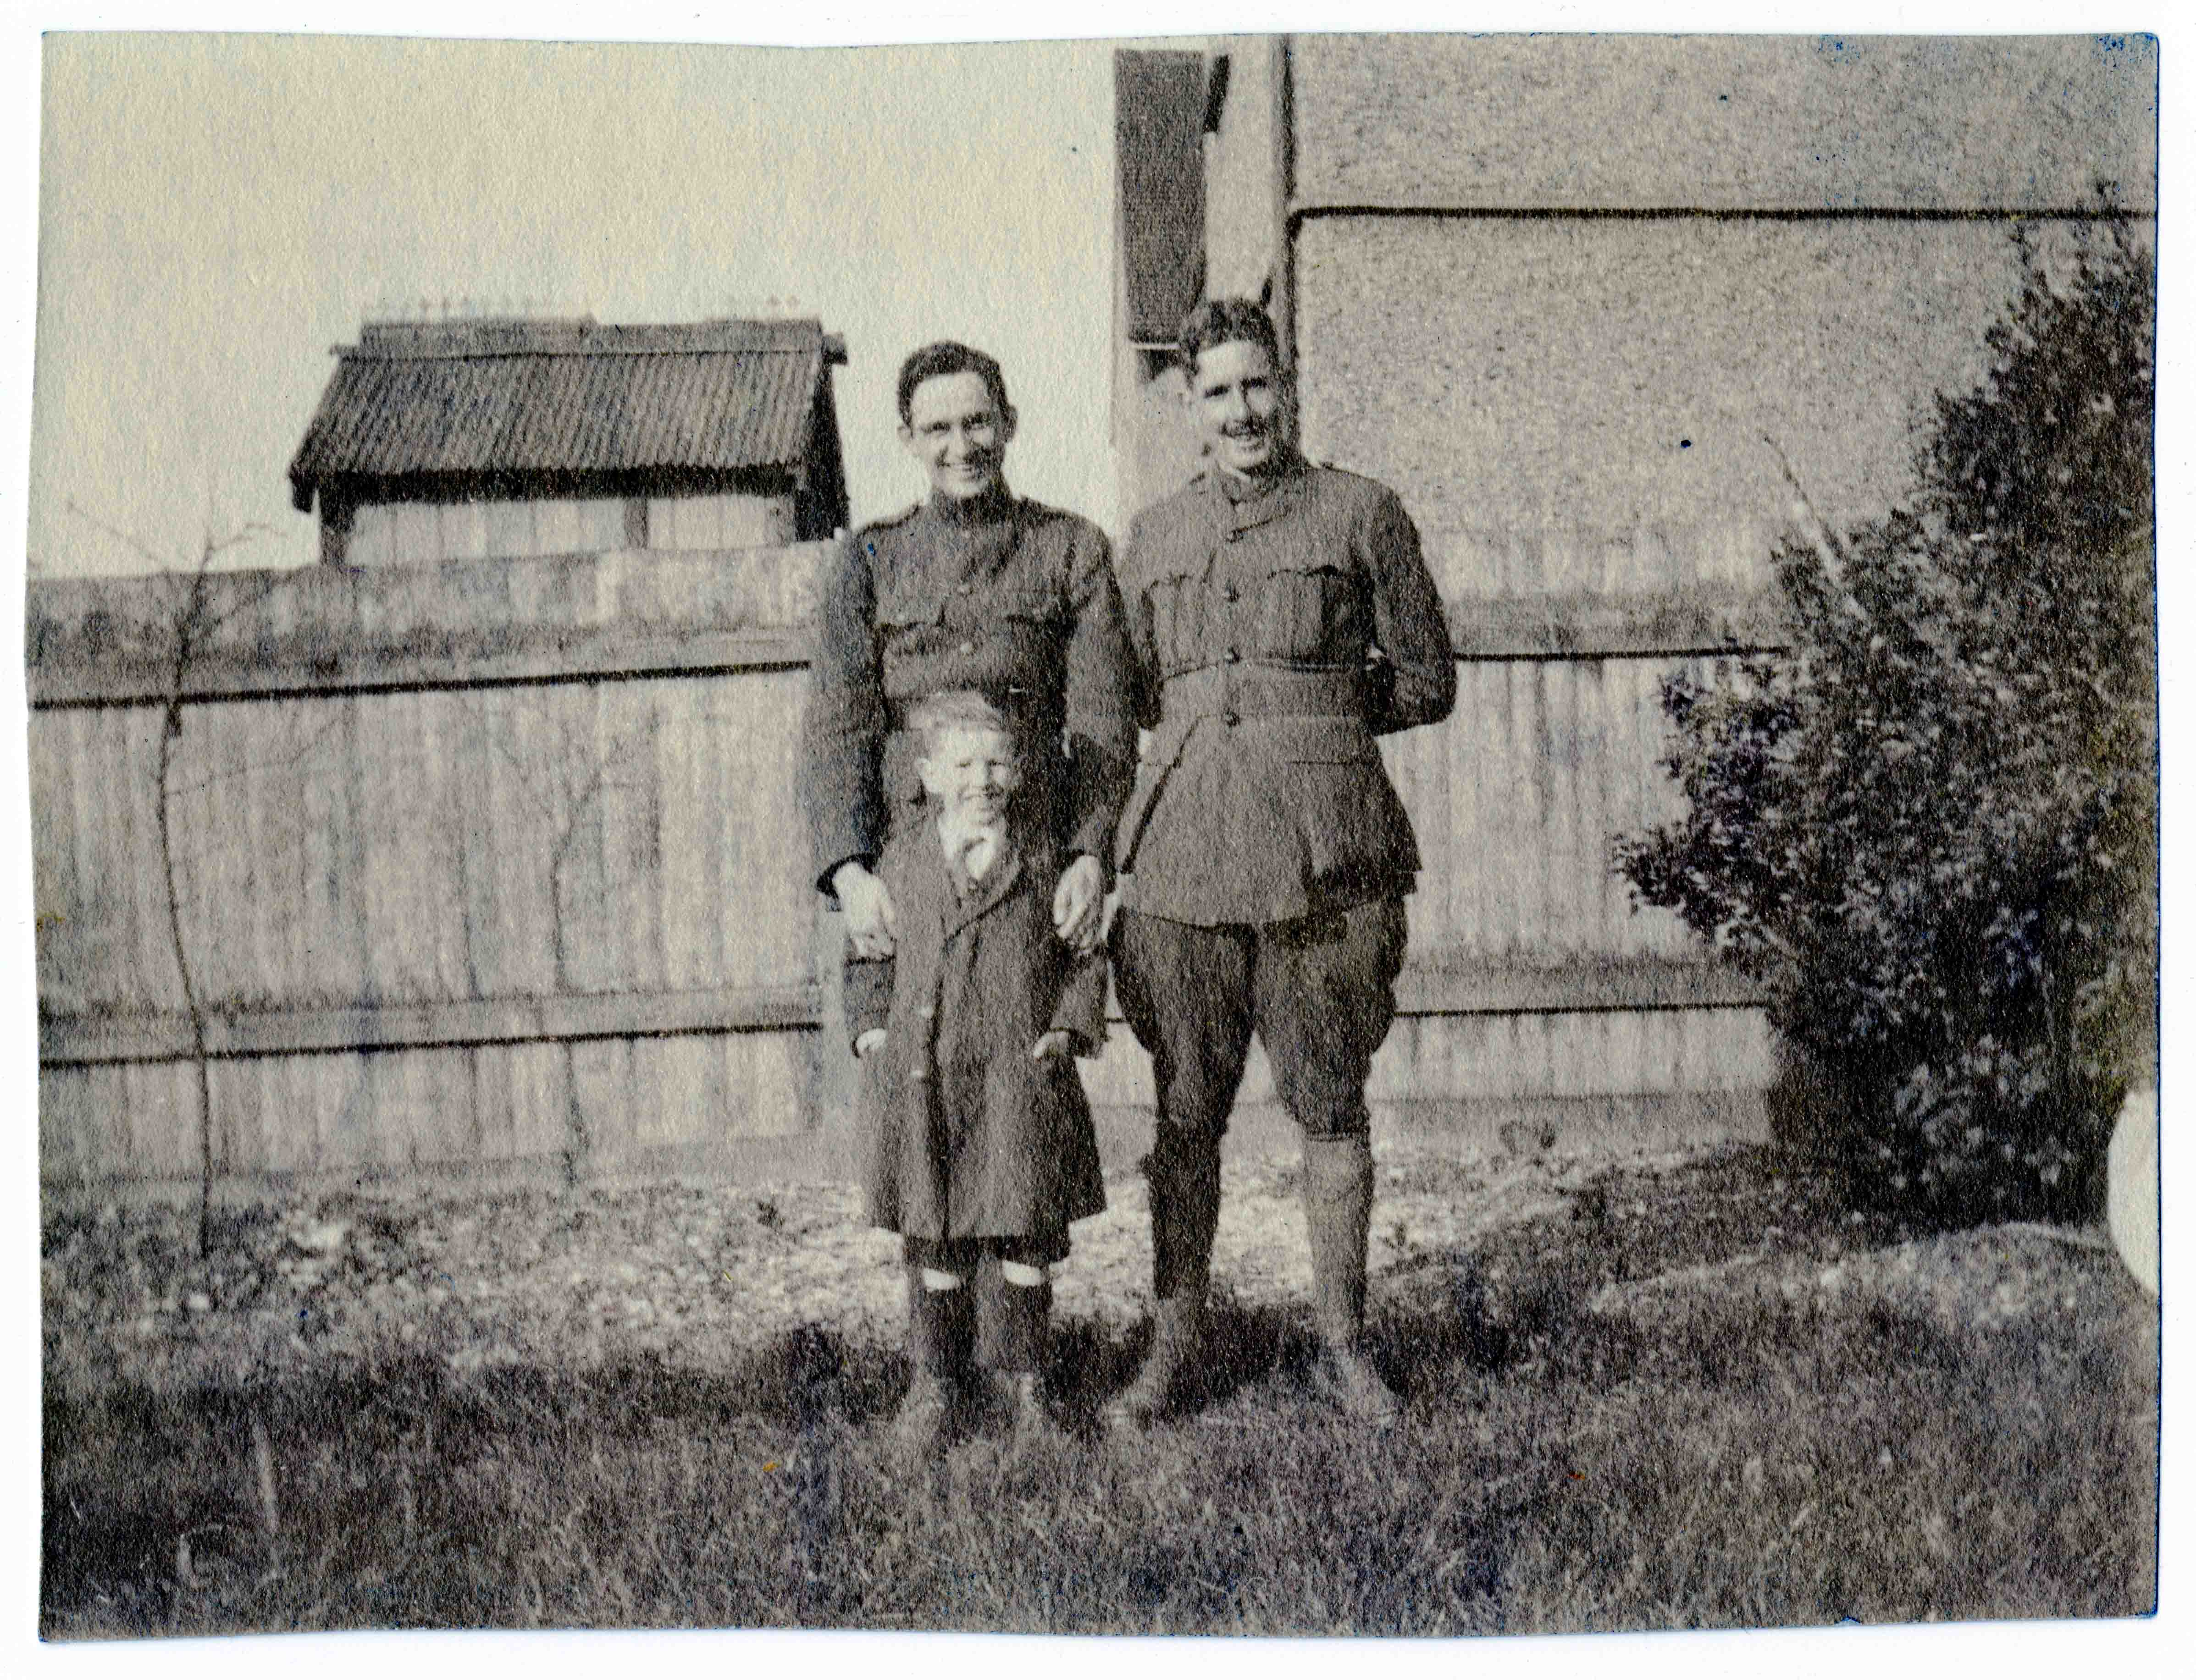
[1759,434,1865,620]
[165,706,349,800]
[72,508,284,1256]
[66,499,171,571]
[154,540,224,1254]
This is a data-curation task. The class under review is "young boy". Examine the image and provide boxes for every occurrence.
[843,691,1108,1454]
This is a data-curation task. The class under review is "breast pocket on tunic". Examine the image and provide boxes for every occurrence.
[990,586,1066,658]
[1256,564,1357,664]
[878,586,948,638]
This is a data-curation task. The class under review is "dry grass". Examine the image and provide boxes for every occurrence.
[41,1139,2158,1637]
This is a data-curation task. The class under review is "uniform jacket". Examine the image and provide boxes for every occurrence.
[800,486,1138,897]
[1113,451,1458,926]
[845,818,1109,1259]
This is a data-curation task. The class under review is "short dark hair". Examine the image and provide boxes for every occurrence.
[907,690,1018,759]
[896,342,1012,426]
[1178,297,1282,376]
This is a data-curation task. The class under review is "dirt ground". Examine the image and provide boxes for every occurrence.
[40,1113,2144,1399]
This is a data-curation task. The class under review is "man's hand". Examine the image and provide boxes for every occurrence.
[1051,854,1106,955]
[1031,1030,1079,1061]
[853,1028,887,1059]
[834,860,897,959]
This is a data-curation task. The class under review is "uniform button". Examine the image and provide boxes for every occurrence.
[1224,647,1241,663]
[957,641,976,656]
[1222,709,1241,727]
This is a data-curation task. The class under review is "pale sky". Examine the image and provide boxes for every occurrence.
[28,32,1120,575]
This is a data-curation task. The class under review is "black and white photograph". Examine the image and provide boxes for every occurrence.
[4,3,2174,1663]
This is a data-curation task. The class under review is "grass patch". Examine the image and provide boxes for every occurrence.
[42,1146,2157,1637]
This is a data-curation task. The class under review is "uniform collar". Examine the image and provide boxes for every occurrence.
[1206,448,1307,535]
[926,481,1017,527]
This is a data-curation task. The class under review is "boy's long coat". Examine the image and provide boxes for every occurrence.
[846,823,1108,1260]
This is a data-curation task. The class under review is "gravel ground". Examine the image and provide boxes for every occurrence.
[42,1135,2137,1398]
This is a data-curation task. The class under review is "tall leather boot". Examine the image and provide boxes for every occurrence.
[1300,1135,1402,1425]
[1105,1129,1222,1429]
[893,1265,971,1455]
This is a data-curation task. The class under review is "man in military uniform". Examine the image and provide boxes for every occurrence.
[1107,298,1457,1426]
[802,341,1136,959]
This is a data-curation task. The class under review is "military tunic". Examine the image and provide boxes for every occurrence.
[1114,450,1457,924]
[845,819,1109,1262]
[1110,450,1456,1145]
[801,486,1138,895]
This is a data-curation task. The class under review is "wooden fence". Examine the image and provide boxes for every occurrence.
[29,540,1770,1187]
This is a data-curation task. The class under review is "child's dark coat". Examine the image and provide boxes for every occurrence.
[845,824,1108,1261]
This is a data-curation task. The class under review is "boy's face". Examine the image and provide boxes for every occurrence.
[917,723,1021,824]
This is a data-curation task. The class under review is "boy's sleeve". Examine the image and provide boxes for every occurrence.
[843,952,894,1051]
[1049,948,1109,1055]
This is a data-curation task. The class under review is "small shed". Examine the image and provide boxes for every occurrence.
[288,316,850,566]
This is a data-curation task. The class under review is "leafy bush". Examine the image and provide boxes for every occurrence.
[1615,216,2155,1224]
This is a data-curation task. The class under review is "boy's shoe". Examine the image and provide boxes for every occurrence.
[1005,1372,1074,1455]
[891,1371,955,1457]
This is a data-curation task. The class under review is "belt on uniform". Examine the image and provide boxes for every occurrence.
[1116,664,1369,873]
[1158,663,1365,720]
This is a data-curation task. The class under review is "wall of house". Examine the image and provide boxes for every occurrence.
[342,492,797,566]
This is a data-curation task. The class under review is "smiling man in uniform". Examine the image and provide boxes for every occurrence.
[804,341,1134,965]
[1106,298,1457,1427]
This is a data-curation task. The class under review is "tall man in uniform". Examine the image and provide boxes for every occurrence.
[1107,298,1457,1426]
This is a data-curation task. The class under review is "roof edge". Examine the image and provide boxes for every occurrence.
[339,316,834,360]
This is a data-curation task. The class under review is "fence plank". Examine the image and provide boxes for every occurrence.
[658,686,716,990]
[29,714,81,1011]
[414,692,470,1000]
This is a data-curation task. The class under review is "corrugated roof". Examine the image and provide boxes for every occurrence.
[289,317,846,508]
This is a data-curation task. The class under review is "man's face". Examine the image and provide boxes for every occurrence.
[901,370,1016,503]
[917,723,1022,825]
[1188,338,1284,477]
